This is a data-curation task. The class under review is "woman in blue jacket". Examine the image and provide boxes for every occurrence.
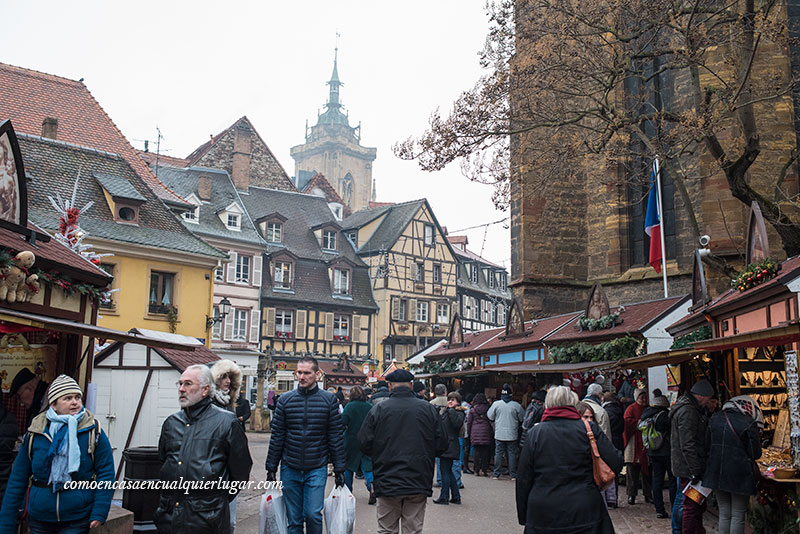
[0,374,114,533]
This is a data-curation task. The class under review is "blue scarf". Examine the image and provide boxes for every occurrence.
[502,393,513,403]
[46,407,85,490]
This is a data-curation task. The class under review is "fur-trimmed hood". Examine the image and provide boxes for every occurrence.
[210,359,243,407]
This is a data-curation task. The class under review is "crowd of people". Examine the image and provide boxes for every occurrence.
[0,358,766,534]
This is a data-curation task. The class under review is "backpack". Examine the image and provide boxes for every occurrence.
[637,412,664,451]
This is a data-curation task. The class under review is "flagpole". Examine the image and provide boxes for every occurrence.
[654,157,668,298]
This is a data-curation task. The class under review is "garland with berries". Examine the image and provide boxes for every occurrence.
[732,258,780,292]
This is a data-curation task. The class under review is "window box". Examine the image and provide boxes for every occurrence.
[148,303,175,315]
[275,331,293,339]
[333,335,350,342]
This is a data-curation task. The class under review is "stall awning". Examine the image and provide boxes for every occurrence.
[488,360,618,374]
[0,308,198,351]
[692,322,800,352]
[613,348,704,370]
[413,369,490,380]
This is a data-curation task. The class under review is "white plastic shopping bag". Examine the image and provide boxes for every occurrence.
[324,485,356,534]
[259,489,288,534]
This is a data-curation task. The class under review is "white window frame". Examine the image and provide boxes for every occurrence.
[214,266,224,282]
[424,224,434,246]
[235,255,250,284]
[227,213,241,230]
[433,263,441,284]
[333,268,350,295]
[233,308,248,341]
[488,270,495,289]
[275,310,293,338]
[437,303,449,324]
[274,261,293,289]
[183,204,199,223]
[323,230,337,251]
[266,222,282,243]
[334,314,350,340]
[470,264,478,284]
[415,262,424,282]
[416,301,429,322]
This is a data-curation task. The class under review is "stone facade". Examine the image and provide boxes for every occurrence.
[189,116,295,192]
[510,0,800,318]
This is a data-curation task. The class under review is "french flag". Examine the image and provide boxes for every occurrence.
[644,159,662,273]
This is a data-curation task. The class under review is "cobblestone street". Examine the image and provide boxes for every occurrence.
[235,432,719,533]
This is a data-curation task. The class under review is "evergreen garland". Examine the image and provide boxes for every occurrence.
[732,258,780,292]
[670,325,712,349]
[418,356,474,375]
[548,336,644,364]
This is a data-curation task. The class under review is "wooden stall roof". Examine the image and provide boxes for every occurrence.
[0,308,198,351]
[692,322,800,352]
[317,360,367,380]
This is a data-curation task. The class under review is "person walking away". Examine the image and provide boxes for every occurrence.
[466,393,493,477]
[602,390,624,509]
[584,384,615,508]
[516,386,622,533]
[236,385,251,430]
[433,392,466,505]
[341,386,376,504]
[211,359,245,533]
[623,389,651,505]
[703,395,762,534]
[359,369,447,534]
[488,383,524,480]
[0,375,115,533]
[671,379,714,534]
[371,381,391,406]
[520,390,546,445]
[266,356,345,534]
[154,365,251,534]
[640,394,675,519]
[461,393,474,474]
[429,384,450,487]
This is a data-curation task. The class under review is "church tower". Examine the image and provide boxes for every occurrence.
[291,49,377,212]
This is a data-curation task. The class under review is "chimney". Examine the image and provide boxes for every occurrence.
[198,175,212,201]
[232,122,252,191]
[41,117,58,140]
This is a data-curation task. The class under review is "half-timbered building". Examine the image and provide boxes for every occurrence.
[342,199,458,365]
[242,187,377,361]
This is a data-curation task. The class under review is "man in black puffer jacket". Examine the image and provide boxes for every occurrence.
[155,365,252,534]
[266,356,345,534]
[359,369,447,534]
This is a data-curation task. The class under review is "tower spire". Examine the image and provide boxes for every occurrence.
[327,43,342,109]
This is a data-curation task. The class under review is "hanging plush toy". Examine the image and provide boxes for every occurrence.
[0,250,35,302]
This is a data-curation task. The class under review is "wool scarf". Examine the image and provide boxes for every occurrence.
[213,388,231,407]
[46,407,85,490]
[541,406,581,421]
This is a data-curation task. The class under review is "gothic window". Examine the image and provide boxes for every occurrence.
[340,173,354,206]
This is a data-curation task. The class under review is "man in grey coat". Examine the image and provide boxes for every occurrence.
[487,384,524,480]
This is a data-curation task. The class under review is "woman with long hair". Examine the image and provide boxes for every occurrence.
[466,393,493,477]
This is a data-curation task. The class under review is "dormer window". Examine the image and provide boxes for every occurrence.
[323,230,337,251]
[219,202,244,232]
[182,194,201,224]
[94,172,145,226]
[333,268,350,295]
[266,222,282,243]
[274,261,293,289]
[470,264,479,284]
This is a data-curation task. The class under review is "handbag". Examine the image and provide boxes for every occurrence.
[583,419,615,490]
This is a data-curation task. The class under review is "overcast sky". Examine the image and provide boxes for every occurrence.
[3,1,510,267]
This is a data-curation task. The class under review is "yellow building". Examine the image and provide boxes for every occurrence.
[1,63,225,344]
[342,199,458,365]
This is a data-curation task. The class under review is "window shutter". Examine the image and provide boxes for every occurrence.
[391,297,400,321]
[252,255,262,287]
[296,310,307,339]
[324,312,334,341]
[409,299,417,322]
[223,309,235,341]
[249,309,261,344]
[352,315,361,343]
[264,307,276,338]
[360,316,369,344]
[227,251,237,283]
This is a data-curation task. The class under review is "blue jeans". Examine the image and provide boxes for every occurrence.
[672,477,685,534]
[344,457,374,491]
[28,517,90,534]
[438,457,460,501]
[280,465,327,534]
[436,453,462,487]
[494,439,517,478]
[650,455,676,515]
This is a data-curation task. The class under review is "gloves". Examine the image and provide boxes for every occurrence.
[334,471,345,488]
[267,471,276,482]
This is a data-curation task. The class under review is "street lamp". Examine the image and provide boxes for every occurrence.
[205,297,232,330]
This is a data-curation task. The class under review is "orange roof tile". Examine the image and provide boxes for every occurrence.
[0,62,186,204]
